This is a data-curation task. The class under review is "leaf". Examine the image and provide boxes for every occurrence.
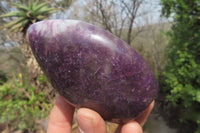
[0,11,24,18]
[196,91,200,103]
[36,7,56,15]
[36,15,46,20]
[8,23,22,33]
[1,17,25,29]
[33,2,48,12]
[28,1,33,10]
[32,0,39,10]
[8,19,29,33]
[11,3,29,12]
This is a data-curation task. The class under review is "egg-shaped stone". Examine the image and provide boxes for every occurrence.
[27,19,158,123]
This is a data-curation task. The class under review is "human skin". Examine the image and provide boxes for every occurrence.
[47,95,155,133]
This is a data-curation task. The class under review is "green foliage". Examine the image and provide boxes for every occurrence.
[0,0,58,35]
[0,73,52,131]
[160,0,200,132]
[39,74,47,84]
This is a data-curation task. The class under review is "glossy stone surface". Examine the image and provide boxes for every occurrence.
[27,19,158,123]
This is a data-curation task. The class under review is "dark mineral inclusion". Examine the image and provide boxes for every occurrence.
[27,19,158,123]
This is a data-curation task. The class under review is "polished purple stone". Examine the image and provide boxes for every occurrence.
[27,19,158,123]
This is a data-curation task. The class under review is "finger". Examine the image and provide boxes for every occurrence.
[115,100,155,133]
[47,95,75,133]
[114,121,143,133]
[121,121,143,133]
[77,108,107,133]
[135,100,155,126]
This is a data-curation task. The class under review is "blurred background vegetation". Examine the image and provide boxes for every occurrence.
[0,0,199,133]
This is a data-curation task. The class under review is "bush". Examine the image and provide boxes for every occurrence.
[160,0,200,132]
[0,73,53,131]
[0,70,7,85]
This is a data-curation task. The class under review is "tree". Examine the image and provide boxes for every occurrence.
[80,0,145,45]
[160,0,200,132]
[0,0,71,131]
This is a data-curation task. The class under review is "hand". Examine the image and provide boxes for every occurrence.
[47,95,154,133]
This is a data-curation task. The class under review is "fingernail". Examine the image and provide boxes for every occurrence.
[77,109,97,133]
[78,126,85,133]
[122,122,143,133]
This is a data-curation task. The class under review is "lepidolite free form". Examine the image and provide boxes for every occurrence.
[27,19,158,123]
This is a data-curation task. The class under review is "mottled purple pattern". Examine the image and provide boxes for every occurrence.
[27,19,158,123]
